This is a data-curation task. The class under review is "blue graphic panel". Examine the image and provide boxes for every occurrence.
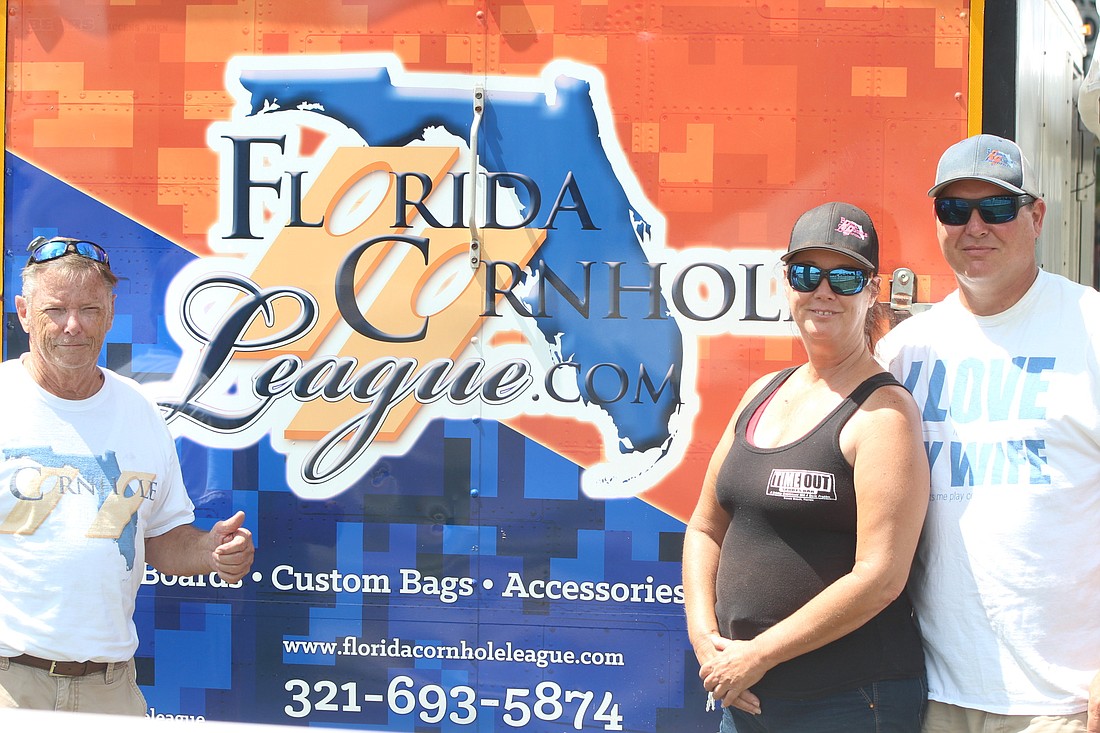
[2,153,708,731]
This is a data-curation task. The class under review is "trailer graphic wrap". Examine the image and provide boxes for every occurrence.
[2,0,981,730]
[129,56,787,728]
[154,56,705,503]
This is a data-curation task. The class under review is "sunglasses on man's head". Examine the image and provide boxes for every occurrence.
[933,194,1036,226]
[26,236,111,267]
[786,263,871,296]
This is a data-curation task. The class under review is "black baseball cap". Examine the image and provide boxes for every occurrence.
[781,201,878,273]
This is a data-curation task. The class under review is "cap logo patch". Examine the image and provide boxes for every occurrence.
[984,148,1018,169]
[835,217,868,240]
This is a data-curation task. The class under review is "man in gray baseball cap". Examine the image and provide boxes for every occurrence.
[927,132,1040,198]
[913,132,1044,315]
[877,133,1100,733]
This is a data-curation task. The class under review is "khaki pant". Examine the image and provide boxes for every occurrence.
[923,700,1087,733]
[0,656,146,715]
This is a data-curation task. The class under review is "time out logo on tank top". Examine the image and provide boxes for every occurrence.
[766,469,838,501]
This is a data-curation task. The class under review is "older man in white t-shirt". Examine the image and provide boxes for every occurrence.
[0,236,256,715]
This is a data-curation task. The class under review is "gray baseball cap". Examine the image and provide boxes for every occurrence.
[781,201,878,272]
[928,134,1039,197]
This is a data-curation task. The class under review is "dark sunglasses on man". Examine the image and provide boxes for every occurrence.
[786,263,871,296]
[933,194,1036,226]
[26,236,111,267]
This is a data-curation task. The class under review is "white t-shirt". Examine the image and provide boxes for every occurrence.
[877,270,1100,715]
[0,359,194,663]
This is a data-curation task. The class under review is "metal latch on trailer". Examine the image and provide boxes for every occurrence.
[888,267,931,316]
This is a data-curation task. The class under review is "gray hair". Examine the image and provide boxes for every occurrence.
[22,256,119,302]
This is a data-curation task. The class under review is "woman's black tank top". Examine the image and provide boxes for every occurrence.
[713,367,924,697]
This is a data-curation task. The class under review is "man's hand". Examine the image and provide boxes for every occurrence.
[208,511,255,583]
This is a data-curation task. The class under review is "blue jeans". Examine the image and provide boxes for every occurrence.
[719,677,927,733]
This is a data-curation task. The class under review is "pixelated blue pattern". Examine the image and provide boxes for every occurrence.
[443,525,496,555]
[108,313,133,342]
[153,604,234,700]
[445,418,500,499]
[606,498,686,561]
[523,439,580,500]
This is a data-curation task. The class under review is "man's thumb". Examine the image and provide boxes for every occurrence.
[216,510,246,537]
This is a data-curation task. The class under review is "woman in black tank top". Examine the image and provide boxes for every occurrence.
[682,203,929,733]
